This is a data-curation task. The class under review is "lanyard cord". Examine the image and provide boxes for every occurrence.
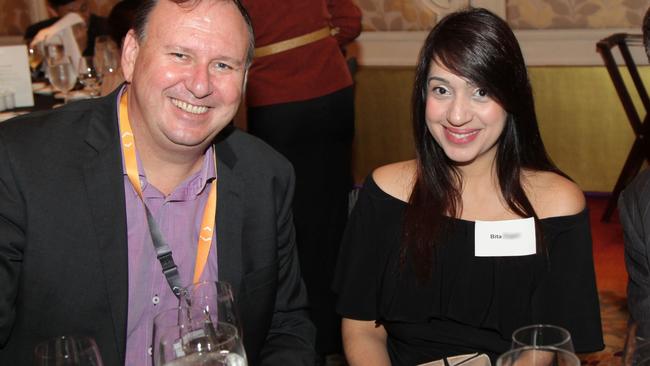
[118,91,217,297]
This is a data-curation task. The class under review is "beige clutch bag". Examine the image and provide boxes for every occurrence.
[417,352,491,366]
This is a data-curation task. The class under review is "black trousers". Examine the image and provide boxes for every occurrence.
[248,87,354,355]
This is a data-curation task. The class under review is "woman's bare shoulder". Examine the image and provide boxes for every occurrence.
[372,160,417,203]
[523,170,586,219]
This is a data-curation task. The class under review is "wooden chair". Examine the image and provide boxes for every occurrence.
[596,33,650,222]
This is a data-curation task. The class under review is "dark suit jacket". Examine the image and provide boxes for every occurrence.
[619,169,650,329]
[0,90,316,365]
[24,14,108,56]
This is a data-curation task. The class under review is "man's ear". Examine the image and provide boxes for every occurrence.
[121,29,139,83]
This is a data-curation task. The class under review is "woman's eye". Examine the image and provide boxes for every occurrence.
[431,86,449,95]
[474,88,488,97]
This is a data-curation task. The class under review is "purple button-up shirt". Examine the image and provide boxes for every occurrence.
[117,91,218,366]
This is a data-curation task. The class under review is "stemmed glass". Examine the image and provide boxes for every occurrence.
[27,41,44,77]
[77,56,100,96]
[34,335,104,366]
[93,36,119,82]
[496,347,580,366]
[623,320,650,365]
[511,324,575,352]
[48,57,78,104]
[152,281,247,366]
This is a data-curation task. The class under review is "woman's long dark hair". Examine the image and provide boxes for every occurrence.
[403,8,563,282]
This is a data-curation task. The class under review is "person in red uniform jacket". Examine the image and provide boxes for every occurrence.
[240,0,361,362]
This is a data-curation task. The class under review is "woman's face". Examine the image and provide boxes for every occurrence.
[425,61,507,166]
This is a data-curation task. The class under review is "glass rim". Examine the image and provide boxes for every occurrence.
[511,324,572,344]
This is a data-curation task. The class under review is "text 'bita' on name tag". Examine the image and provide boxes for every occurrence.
[474,217,536,257]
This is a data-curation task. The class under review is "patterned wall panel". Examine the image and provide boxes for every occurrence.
[507,0,650,29]
[353,0,470,30]
[353,0,650,30]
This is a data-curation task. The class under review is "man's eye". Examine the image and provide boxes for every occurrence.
[171,53,187,60]
[215,62,232,70]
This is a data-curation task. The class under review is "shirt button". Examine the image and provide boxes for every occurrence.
[148,346,152,356]
[152,295,160,305]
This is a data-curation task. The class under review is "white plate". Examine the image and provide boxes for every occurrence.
[34,85,54,95]
[32,82,47,90]
[53,90,93,100]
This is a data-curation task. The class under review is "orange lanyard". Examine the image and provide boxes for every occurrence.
[119,90,216,285]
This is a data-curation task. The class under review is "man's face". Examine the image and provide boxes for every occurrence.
[121,0,249,155]
[55,0,90,24]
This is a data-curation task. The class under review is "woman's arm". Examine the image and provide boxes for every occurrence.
[342,318,390,366]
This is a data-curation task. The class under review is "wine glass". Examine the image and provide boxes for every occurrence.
[623,320,650,365]
[34,335,104,366]
[511,324,574,352]
[93,36,119,81]
[45,36,65,64]
[181,281,242,337]
[77,56,99,96]
[496,346,580,366]
[27,41,44,76]
[153,306,247,366]
[48,57,78,104]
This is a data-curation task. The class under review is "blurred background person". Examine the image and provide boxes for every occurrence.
[99,0,140,95]
[240,0,361,363]
[24,0,108,56]
[618,5,650,338]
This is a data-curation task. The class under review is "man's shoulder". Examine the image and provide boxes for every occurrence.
[0,95,116,145]
[621,169,650,214]
[216,127,293,177]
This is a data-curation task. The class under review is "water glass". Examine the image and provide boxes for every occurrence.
[181,281,241,335]
[48,57,78,103]
[496,347,580,366]
[511,324,574,352]
[623,320,650,365]
[93,36,119,79]
[77,56,100,96]
[153,305,247,366]
[34,335,104,366]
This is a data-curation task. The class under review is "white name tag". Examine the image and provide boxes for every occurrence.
[474,217,536,257]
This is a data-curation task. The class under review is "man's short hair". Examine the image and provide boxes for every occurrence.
[132,0,255,67]
[643,8,650,59]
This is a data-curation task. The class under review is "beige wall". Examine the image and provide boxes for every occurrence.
[352,65,650,192]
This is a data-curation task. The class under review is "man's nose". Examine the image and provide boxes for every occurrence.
[185,65,213,99]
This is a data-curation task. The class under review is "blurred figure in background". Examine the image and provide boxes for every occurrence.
[99,0,140,95]
[618,5,650,338]
[24,0,108,56]
[240,0,361,362]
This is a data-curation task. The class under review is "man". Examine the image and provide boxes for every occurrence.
[0,0,315,364]
[24,0,108,56]
[618,5,650,336]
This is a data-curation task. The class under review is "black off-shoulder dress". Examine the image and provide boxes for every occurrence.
[333,176,604,365]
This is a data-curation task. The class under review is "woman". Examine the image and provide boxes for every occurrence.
[333,8,604,365]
